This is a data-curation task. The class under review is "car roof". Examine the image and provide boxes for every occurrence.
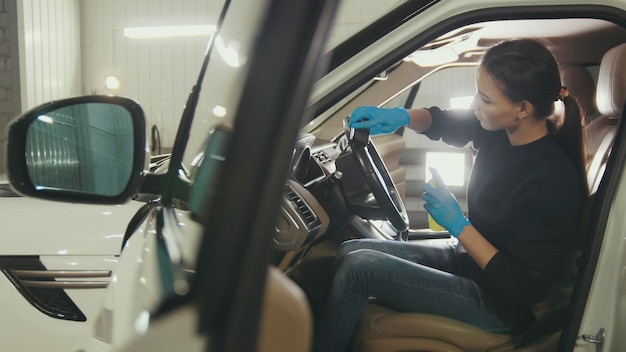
[310,6,626,122]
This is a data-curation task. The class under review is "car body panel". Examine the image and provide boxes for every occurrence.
[0,176,143,351]
[1,196,141,256]
[85,207,203,349]
[576,185,626,351]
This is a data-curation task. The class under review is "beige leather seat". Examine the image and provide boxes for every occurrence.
[259,267,312,352]
[586,42,626,193]
[349,42,626,352]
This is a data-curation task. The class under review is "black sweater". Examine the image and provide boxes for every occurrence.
[424,107,583,332]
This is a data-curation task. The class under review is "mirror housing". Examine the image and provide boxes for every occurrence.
[5,95,148,204]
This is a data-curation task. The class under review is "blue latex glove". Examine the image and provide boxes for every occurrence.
[422,168,471,238]
[348,106,410,135]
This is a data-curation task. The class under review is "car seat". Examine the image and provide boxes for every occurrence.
[562,65,599,123]
[349,42,626,352]
[259,267,312,352]
[585,43,626,194]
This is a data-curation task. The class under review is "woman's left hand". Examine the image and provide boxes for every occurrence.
[422,168,471,237]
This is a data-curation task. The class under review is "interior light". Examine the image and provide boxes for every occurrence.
[405,32,478,67]
[449,95,474,109]
[123,25,216,39]
[105,75,120,90]
[425,152,465,186]
[405,47,459,67]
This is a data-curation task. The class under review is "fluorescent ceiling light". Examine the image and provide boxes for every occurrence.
[124,25,216,39]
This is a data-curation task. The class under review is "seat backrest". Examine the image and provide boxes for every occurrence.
[596,43,626,119]
[524,43,626,345]
[258,267,312,352]
[585,42,626,194]
[561,65,598,122]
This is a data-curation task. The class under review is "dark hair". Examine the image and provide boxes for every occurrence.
[481,38,588,197]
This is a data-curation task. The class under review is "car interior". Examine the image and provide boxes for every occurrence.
[254,11,626,352]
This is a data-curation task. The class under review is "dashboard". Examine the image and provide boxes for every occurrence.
[273,133,342,251]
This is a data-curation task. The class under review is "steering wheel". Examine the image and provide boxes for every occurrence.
[345,127,410,237]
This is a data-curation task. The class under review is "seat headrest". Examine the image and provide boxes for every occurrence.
[562,66,597,117]
[597,43,626,117]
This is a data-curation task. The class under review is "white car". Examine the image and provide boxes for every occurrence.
[5,1,626,352]
[0,155,171,352]
[0,175,142,351]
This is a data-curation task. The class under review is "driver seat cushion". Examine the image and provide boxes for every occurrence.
[350,304,520,352]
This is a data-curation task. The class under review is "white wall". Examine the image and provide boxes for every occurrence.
[0,0,17,175]
[16,0,82,110]
[80,0,219,152]
[0,0,82,174]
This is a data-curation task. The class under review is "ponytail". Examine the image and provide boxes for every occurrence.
[553,94,589,198]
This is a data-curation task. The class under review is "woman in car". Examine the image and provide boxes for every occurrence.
[313,38,589,352]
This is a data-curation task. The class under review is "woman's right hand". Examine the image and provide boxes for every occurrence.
[348,106,410,135]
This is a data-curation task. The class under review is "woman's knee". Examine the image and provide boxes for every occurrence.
[336,248,387,279]
[336,239,383,260]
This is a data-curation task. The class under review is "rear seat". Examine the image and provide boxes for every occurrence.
[584,42,626,194]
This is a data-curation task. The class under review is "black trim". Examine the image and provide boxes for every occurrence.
[191,0,339,351]
[120,202,159,252]
[0,256,87,322]
[323,0,439,72]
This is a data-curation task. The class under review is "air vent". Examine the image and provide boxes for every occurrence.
[0,256,104,322]
[284,184,318,227]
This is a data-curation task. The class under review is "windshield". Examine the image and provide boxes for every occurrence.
[181,3,268,172]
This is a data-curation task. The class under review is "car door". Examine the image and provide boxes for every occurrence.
[4,0,338,351]
[567,105,626,351]
[114,0,336,351]
[82,0,340,351]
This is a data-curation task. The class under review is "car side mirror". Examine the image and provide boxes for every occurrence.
[5,95,148,204]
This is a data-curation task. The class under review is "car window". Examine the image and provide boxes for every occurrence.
[387,66,478,227]
[180,2,264,175]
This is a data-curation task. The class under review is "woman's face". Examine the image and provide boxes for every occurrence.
[472,66,523,131]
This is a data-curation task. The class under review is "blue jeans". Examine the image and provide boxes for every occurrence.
[312,239,511,352]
